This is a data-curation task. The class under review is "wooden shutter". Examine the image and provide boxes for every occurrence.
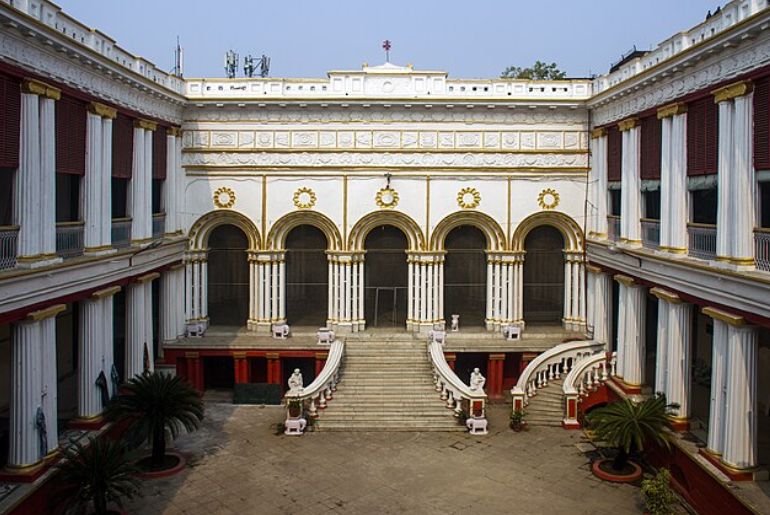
[687,97,719,176]
[640,115,661,180]
[0,73,20,169]
[152,125,167,180]
[112,113,133,178]
[55,95,87,175]
[607,125,622,181]
[754,76,770,169]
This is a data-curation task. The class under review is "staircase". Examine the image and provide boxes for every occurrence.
[317,335,464,431]
[524,378,564,427]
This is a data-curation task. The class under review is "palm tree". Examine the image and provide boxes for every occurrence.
[108,371,204,469]
[56,437,141,515]
[586,394,678,471]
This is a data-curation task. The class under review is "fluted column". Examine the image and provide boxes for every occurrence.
[185,251,209,332]
[164,128,182,235]
[706,317,729,456]
[485,259,493,325]
[589,129,608,238]
[619,119,642,245]
[715,96,734,261]
[513,253,524,326]
[39,94,57,258]
[126,273,158,378]
[326,259,334,325]
[657,103,688,254]
[247,252,258,330]
[83,103,116,253]
[160,266,184,347]
[130,120,155,244]
[78,296,105,419]
[652,293,669,396]
[8,305,65,470]
[563,254,573,323]
[357,256,365,330]
[100,114,113,247]
[614,275,645,387]
[407,259,414,327]
[730,90,755,266]
[100,287,119,396]
[652,289,692,424]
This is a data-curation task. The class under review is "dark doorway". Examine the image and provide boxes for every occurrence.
[285,225,328,326]
[523,226,565,324]
[444,225,487,327]
[203,357,234,389]
[645,293,658,390]
[364,225,408,327]
[454,353,488,386]
[207,225,249,326]
[281,358,316,394]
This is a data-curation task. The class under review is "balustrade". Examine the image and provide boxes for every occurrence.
[111,217,132,248]
[607,215,620,242]
[428,340,487,429]
[0,225,18,271]
[152,213,166,240]
[687,223,717,260]
[755,229,770,272]
[55,222,85,258]
[641,219,660,250]
[562,352,616,427]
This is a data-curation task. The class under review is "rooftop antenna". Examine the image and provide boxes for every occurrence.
[382,40,392,63]
[224,49,238,79]
[172,36,184,78]
[244,54,271,78]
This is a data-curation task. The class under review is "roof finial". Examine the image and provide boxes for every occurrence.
[382,40,392,63]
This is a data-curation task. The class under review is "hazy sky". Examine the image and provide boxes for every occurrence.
[62,0,722,79]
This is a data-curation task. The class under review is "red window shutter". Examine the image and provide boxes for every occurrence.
[687,97,719,176]
[112,113,134,178]
[0,73,20,169]
[640,115,661,180]
[55,95,86,175]
[152,126,167,180]
[607,126,622,181]
[754,76,770,169]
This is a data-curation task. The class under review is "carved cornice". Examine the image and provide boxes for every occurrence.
[712,80,753,103]
[656,102,687,119]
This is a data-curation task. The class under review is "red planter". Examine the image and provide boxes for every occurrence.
[134,451,186,479]
[591,458,642,483]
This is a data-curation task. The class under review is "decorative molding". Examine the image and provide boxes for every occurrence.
[212,186,236,209]
[88,102,117,119]
[21,78,60,100]
[590,127,606,139]
[292,187,317,209]
[167,126,183,137]
[456,187,481,209]
[702,306,746,326]
[537,188,560,210]
[656,102,687,119]
[613,274,635,286]
[91,285,121,299]
[182,151,589,170]
[712,80,753,103]
[650,287,683,304]
[135,119,157,131]
[617,117,639,132]
[136,272,160,283]
[25,304,66,322]
[375,187,399,209]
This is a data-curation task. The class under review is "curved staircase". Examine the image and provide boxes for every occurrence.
[522,378,564,427]
[316,336,464,431]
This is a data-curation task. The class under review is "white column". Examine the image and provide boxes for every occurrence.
[330,259,338,325]
[185,258,194,323]
[15,90,42,260]
[622,282,646,387]
[591,270,611,348]
[571,260,581,326]
[278,258,286,322]
[716,99,734,260]
[351,258,359,326]
[731,93,755,265]
[437,257,445,325]
[500,262,509,324]
[143,129,153,237]
[722,324,758,470]
[258,262,266,322]
[485,259,493,325]
[39,96,57,257]
[78,296,105,419]
[493,260,502,326]
[9,317,43,467]
[83,111,103,251]
[659,115,672,249]
[417,262,425,323]
[589,131,609,237]
[200,259,208,321]
[707,319,729,456]
[358,258,365,328]
[126,275,156,377]
[653,297,669,396]
[143,280,154,372]
[39,315,58,457]
[270,260,278,322]
[666,301,692,420]
[577,261,586,325]
[102,292,117,396]
[344,260,352,323]
[248,254,258,329]
[614,281,627,378]
[513,256,524,324]
[164,130,178,234]
[100,115,113,247]
[129,126,147,243]
[426,262,434,323]
[505,261,514,323]
[563,256,573,322]
[669,110,689,252]
[160,268,182,345]
[620,122,642,244]
[327,259,333,324]
[407,259,414,324]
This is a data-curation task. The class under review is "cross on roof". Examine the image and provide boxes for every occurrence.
[382,40,391,62]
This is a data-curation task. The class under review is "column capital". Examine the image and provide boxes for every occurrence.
[184,351,199,358]
[618,117,639,132]
[249,250,285,262]
[650,287,684,304]
[232,351,247,359]
[91,285,121,299]
[489,353,506,361]
[88,102,117,119]
[22,78,60,100]
[712,80,753,103]
[485,251,520,264]
[134,119,157,131]
[585,264,603,274]
[136,272,160,284]
[613,274,636,287]
[265,352,280,359]
[168,263,186,271]
[702,306,746,326]
[657,102,688,119]
[168,126,183,137]
[408,251,445,264]
[590,127,606,139]
[25,303,66,322]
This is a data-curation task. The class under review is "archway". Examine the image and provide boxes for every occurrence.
[207,224,249,326]
[285,224,329,326]
[523,225,565,324]
[443,225,487,326]
[364,225,408,327]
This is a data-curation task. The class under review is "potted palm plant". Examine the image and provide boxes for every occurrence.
[55,437,141,515]
[586,394,677,482]
[108,371,204,477]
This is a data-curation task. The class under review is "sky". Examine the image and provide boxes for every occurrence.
[62,0,723,79]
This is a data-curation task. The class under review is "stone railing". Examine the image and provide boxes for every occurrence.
[562,351,616,428]
[641,218,660,250]
[111,217,132,248]
[0,225,18,271]
[152,213,166,240]
[511,340,603,412]
[687,223,717,260]
[756,228,770,272]
[607,215,620,242]
[55,221,84,259]
[428,340,487,425]
[283,339,345,432]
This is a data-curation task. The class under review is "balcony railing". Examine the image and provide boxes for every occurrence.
[641,218,660,250]
[687,223,717,261]
[756,229,770,272]
[112,217,132,248]
[607,215,620,242]
[152,213,166,240]
[55,221,85,259]
[0,225,19,271]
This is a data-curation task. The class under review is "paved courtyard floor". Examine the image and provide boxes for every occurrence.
[126,401,643,514]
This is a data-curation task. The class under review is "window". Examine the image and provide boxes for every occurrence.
[55,174,80,222]
[690,188,717,225]
[151,179,163,214]
[607,126,622,181]
[55,95,86,176]
[640,115,661,180]
[754,76,770,169]
[111,177,128,218]
[0,169,12,225]
[609,190,621,216]
[643,190,661,219]
[760,182,770,228]
[152,127,166,214]
[112,113,133,180]
[0,73,20,170]
[687,97,718,176]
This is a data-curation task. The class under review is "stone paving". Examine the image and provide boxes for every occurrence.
[126,401,643,514]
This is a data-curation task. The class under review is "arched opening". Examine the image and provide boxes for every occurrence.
[285,224,329,327]
[443,225,487,327]
[523,225,565,324]
[364,225,408,327]
[207,224,249,326]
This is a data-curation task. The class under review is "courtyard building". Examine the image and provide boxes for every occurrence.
[0,0,768,513]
